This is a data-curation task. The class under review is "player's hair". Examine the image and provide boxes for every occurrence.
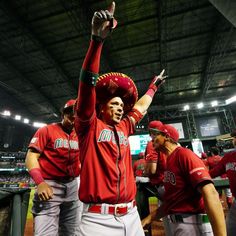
[210,147,219,155]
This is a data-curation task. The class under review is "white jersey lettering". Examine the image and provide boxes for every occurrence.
[98,129,129,146]
[54,138,79,150]
[226,162,236,171]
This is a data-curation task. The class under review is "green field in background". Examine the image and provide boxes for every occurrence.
[149,196,158,204]
[27,189,35,219]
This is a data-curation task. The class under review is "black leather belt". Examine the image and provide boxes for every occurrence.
[54,177,75,183]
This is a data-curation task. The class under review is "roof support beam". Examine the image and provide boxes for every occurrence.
[0,55,59,117]
[209,0,236,27]
[0,1,76,94]
[59,0,114,72]
[200,15,235,98]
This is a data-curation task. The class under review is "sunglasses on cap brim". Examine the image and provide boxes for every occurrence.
[149,128,164,136]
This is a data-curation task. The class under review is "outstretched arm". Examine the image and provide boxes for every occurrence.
[76,2,116,121]
[133,70,166,116]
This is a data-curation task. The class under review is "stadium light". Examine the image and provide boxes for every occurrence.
[3,110,11,116]
[23,118,29,124]
[226,95,236,105]
[15,115,21,120]
[183,105,190,111]
[197,103,204,109]
[211,101,218,107]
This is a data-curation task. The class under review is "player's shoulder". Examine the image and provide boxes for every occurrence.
[46,122,59,129]
[176,147,199,160]
[223,149,236,159]
[175,146,191,155]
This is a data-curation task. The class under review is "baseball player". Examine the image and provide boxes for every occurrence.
[74,2,166,236]
[25,99,81,236]
[146,121,173,235]
[205,146,233,208]
[142,121,226,236]
[209,130,236,236]
[145,122,167,199]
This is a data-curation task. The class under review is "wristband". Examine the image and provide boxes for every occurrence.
[29,168,45,185]
[129,108,144,123]
[91,34,105,43]
[146,88,156,98]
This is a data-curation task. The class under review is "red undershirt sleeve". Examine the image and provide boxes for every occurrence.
[76,39,103,123]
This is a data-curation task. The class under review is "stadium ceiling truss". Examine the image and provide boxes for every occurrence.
[0,0,235,125]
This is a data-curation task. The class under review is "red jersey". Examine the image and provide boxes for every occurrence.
[201,159,208,167]
[210,150,236,198]
[28,123,80,179]
[76,39,143,204]
[145,141,166,185]
[206,155,222,170]
[163,147,212,215]
[76,110,143,204]
[133,159,146,177]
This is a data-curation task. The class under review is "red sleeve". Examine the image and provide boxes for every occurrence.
[76,39,103,125]
[28,126,49,153]
[145,141,158,162]
[152,152,166,185]
[178,148,212,188]
[209,158,226,178]
[157,152,167,174]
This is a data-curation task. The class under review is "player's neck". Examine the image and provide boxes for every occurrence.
[165,143,178,157]
[60,122,73,135]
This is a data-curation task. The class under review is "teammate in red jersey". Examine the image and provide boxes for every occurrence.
[145,121,167,197]
[205,147,222,170]
[25,99,81,236]
[74,2,166,236]
[209,130,236,236]
[205,146,233,208]
[142,121,226,236]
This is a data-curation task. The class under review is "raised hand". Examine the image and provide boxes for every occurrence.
[148,69,167,93]
[92,1,117,39]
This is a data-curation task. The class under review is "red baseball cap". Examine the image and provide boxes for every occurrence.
[164,124,179,143]
[62,99,77,113]
[96,72,138,113]
[64,99,76,109]
[148,120,179,142]
[148,121,164,130]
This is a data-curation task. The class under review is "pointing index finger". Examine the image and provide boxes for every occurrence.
[160,69,165,77]
[108,1,116,15]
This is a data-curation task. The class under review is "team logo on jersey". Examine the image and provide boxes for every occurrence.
[54,138,79,149]
[164,171,176,185]
[31,137,38,144]
[97,129,128,145]
[226,162,236,171]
